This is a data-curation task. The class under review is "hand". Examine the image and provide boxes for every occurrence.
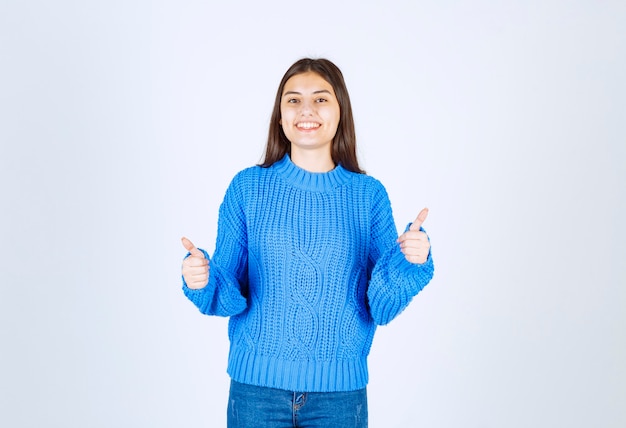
[397,208,431,264]
[181,237,210,289]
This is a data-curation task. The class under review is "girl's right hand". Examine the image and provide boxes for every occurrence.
[181,237,210,289]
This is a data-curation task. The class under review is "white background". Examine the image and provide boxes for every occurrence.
[1,1,624,427]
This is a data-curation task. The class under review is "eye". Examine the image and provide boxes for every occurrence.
[287,98,299,104]
[315,97,328,103]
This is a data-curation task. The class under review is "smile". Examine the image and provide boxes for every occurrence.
[296,122,321,130]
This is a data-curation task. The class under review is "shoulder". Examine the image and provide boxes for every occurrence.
[348,172,389,198]
[219,166,265,208]
[232,164,264,181]
[227,165,266,190]
[351,174,394,219]
[338,172,392,218]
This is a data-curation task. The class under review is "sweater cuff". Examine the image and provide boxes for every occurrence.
[391,248,432,293]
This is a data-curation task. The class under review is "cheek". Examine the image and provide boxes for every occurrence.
[329,110,341,130]
[329,106,341,125]
[280,108,293,124]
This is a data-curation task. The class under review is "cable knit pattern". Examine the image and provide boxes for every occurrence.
[182,155,434,392]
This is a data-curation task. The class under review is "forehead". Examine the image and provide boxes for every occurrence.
[283,71,335,94]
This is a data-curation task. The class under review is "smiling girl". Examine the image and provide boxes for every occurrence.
[181,58,434,427]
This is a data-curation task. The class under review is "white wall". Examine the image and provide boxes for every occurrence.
[1,1,624,426]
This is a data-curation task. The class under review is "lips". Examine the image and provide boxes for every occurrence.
[296,122,321,130]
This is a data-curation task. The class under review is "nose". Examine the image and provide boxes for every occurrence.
[300,99,314,116]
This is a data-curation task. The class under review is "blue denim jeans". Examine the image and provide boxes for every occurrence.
[227,380,368,428]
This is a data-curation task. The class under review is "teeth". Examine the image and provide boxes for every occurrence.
[297,122,320,129]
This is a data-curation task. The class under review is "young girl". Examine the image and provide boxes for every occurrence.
[181,58,434,428]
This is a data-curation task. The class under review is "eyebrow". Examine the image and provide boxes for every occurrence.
[283,89,333,97]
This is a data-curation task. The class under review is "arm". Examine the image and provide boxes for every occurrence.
[366,184,434,325]
[181,174,249,317]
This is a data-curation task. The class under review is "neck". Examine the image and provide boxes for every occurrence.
[290,147,335,172]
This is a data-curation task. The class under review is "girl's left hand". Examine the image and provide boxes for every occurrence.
[397,208,431,264]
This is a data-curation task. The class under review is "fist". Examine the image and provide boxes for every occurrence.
[397,208,431,264]
[181,237,210,289]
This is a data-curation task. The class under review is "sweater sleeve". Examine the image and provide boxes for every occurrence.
[366,182,434,326]
[182,173,249,317]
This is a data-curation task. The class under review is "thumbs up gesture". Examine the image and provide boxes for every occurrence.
[397,208,431,264]
[181,237,210,289]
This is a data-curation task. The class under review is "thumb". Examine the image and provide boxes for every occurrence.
[181,236,205,258]
[409,208,429,231]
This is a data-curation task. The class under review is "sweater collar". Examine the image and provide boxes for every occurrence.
[272,154,353,192]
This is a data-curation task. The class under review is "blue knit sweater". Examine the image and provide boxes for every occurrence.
[182,155,434,392]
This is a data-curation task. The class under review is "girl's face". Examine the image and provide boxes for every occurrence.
[280,72,340,155]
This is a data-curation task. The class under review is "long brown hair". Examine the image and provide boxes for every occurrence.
[259,58,365,174]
